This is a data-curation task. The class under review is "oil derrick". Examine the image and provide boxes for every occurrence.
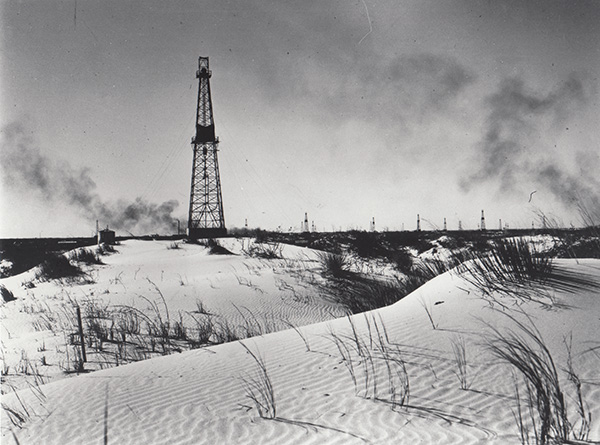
[188,57,226,239]
[302,213,309,233]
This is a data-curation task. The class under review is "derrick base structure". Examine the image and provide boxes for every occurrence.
[187,56,227,239]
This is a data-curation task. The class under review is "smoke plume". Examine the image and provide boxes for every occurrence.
[463,74,599,221]
[275,52,476,128]
[1,122,180,235]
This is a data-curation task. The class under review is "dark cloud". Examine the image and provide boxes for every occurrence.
[0,122,179,235]
[475,75,585,186]
[462,73,598,219]
[293,53,476,127]
[536,164,600,224]
[383,54,475,109]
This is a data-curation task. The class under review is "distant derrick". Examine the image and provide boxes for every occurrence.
[188,57,226,239]
[302,212,309,233]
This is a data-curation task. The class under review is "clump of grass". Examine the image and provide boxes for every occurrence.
[193,299,210,315]
[327,254,457,315]
[97,243,116,255]
[83,299,112,351]
[450,335,473,390]
[243,241,282,259]
[212,319,240,344]
[487,312,571,444]
[330,255,456,314]
[171,311,188,341]
[317,251,351,278]
[192,238,234,255]
[1,284,16,303]
[329,315,410,410]
[36,254,84,281]
[390,248,413,274]
[337,279,404,314]
[69,248,103,265]
[207,239,233,255]
[239,342,277,419]
[457,238,553,300]
[187,313,214,347]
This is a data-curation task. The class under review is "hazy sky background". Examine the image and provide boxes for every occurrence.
[1,0,599,237]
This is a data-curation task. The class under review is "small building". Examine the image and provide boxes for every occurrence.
[98,228,116,245]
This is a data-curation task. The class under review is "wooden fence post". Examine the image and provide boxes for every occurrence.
[76,306,87,363]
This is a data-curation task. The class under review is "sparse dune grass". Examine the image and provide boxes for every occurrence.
[456,238,554,302]
[487,311,592,444]
[68,248,103,265]
[2,237,600,444]
[321,252,456,314]
[35,254,84,282]
[242,241,283,259]
[334,278,405,314]
[239,342,277,419]
[329,315,410,411]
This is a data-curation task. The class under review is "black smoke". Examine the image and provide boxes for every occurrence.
[1,122,180,235]
[463,74,599,222]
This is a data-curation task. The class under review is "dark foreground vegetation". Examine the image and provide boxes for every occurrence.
[2,226,598,279]
[250,226,599,260]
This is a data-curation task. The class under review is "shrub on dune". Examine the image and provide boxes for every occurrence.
[317,251,352,278]
[206,239,234,255]
[36,254,84,281]
[337,279,404,314]
[1,284,16,303]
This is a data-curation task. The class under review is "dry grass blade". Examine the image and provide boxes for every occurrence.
[487,310,569,444]
[450,335,471,390]
[328,316,410,409]
[419,297,438,330]
[281,318,310,352]
[239,342,276,419]
[563,334,592,442]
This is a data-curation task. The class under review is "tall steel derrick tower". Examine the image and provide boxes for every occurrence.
[188,56,226,239]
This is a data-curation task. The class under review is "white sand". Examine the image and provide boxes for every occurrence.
[0,240,346,389]
[2,241,599,444]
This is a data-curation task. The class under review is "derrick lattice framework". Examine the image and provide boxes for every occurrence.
[188,57,227,238]
[188,56,226,238]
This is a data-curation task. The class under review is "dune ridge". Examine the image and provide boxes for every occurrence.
[2,241,599,444]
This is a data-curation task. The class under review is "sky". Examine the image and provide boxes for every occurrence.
[1,0,599,237]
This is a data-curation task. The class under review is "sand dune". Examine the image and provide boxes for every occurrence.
[1,241,599,444]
